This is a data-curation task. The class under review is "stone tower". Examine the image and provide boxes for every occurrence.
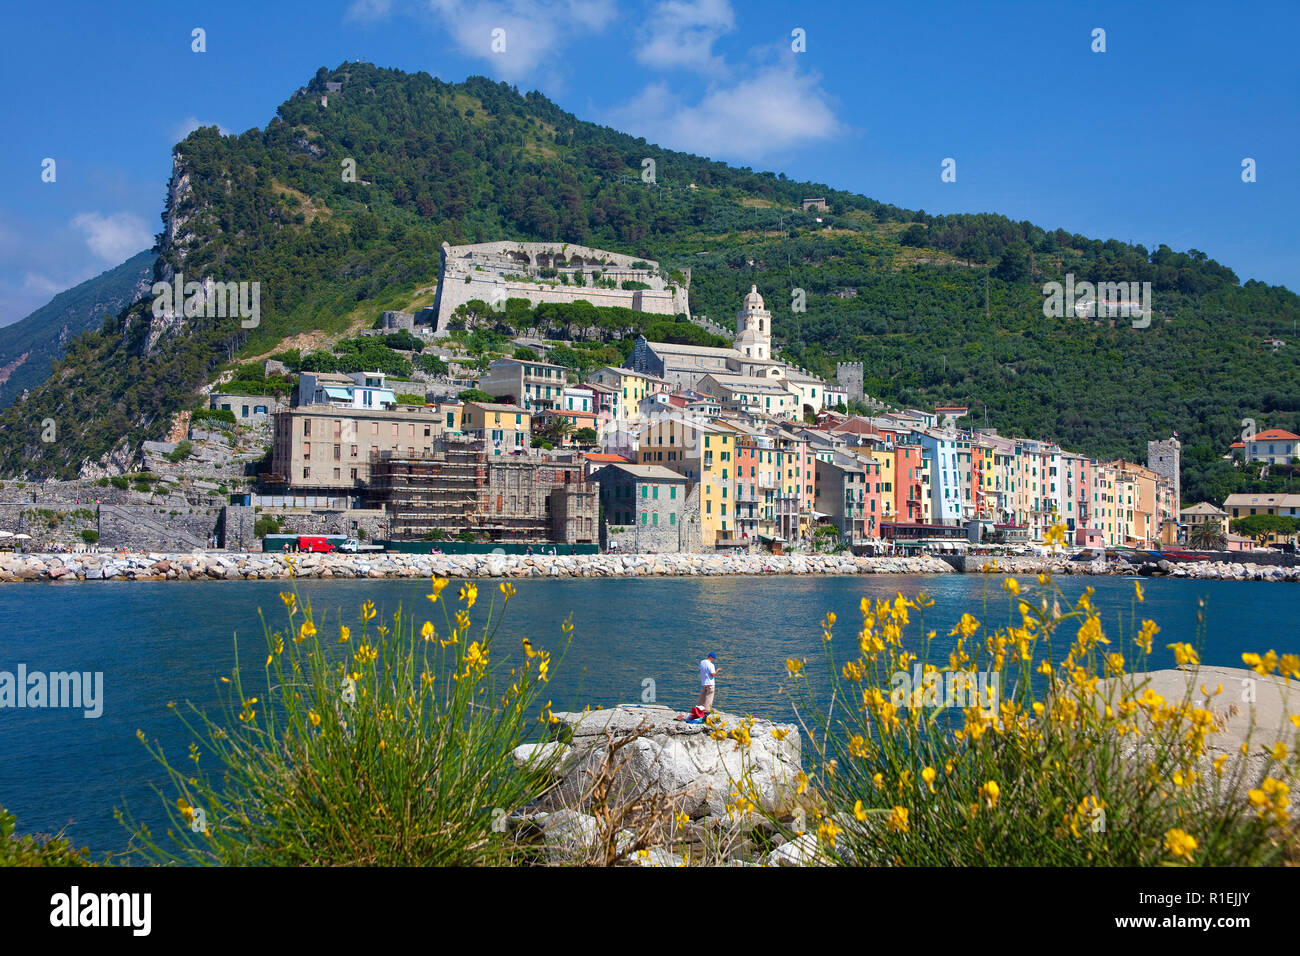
[734,285,772,361]
[836,362,865,404]
[1147,435,1181,506]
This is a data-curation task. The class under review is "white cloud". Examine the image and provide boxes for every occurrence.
[425,0,617,79]
[346,0,394,20]
[606,62,844,162]
[70,213,153,265]
[173,117,230,144]
[634,0,734,73]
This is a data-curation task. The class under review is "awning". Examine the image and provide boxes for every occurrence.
[323,387,352,400]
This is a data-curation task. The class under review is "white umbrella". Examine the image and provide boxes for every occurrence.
[0,531,12,538]
[13,533,32,540]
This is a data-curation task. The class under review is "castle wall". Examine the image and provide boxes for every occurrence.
[433,241,691,333]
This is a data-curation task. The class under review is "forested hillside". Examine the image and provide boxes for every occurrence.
[0,249,154,408]
[2,62,1296,504]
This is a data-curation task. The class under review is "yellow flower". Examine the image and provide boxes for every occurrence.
[949,613,980,640]
[1279,654,1300,680]
[295,620,316,644]
[1242,650,1278,676]
[1270,741,1288,762]
[308,710,321,727]
[459,582,478,609]
[421,620,435,641]
[427,576,449,603]
[355,643,378,666]
[1163,827,1197,861]
[979,780,1000,809]
[817,816,841,847]
[823,611,836,629]
[847,735,869,758]
[498,581,516,599]
[455,609,471,631]
[1213,754,1228,776]
[786,658,805,676]
[1002,577,1020,596]
[795,771,809,795]
[539,700,559,724]
[338,624,350,643]
[1136,619,1159,654]
[674,811,690,829]
[921,766,936,793]
[853,799,868,822]
[1166,642,1199,666]
[522,637,539,658]
[360,601,376,622]
[1106,652,1125,676]
[771,727,789,741]
[887,806,909,833]
[280,591,297,614]
[1134,580,1144,603]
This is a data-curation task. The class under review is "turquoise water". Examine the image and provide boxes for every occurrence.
[0,574,1295,855]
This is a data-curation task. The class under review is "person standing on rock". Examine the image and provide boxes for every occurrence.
[697,652,720,713]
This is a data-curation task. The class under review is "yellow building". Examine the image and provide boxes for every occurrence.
[638,415,735,546]
[462,402,532,456]
[863,447,897,522]
[587,367,666,424]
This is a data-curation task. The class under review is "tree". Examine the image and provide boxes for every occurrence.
[513,347,539,361]
[458,389,496,405]
[1229,514,1298,546]
[574,427,598,445]
[993,240,1032,282]
[1188,523,1227,550]
[543,416,574,445]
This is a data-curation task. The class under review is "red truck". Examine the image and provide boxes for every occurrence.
[296,536,336,553]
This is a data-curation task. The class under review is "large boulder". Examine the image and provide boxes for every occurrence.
[540,704,801,822]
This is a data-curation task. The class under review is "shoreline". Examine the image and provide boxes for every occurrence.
[0,550,1297,582]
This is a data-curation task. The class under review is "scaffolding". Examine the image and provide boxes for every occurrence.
[368,436,597,544]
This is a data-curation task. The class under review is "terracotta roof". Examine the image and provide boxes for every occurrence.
[1250,429,1300,441]
[585,452,631,463]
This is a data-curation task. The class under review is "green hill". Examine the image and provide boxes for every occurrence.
[2,62,1297,507]
[0,249,155,408]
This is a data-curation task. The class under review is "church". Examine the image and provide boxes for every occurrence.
[627,286,843,420]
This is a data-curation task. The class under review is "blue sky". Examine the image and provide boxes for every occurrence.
[2,0,1296,326]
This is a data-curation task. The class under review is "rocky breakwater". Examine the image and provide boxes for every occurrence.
[508,704,803,865]
[972,555,1300,582]
[0,550,954,583]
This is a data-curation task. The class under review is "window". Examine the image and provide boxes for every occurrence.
[304,419,311,436]
[642,486,648,499]
[350,445,357,457]
[670,513,676,525]
[334,444,341,460]
[652,513,659,526]
[303,442,311,460]
[641,511,648,525]
[350,468,357,479]
[653,486,659,499]
[670,487,677,499]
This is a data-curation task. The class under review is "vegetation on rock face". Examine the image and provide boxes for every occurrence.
[0,62,1294,498]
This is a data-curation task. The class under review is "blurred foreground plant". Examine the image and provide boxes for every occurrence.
[779,571,1300,866]
[120,576,567,865]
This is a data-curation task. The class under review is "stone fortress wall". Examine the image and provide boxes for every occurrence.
[432,241,691,333]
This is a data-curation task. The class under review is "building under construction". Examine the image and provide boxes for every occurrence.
[368,436,598,545]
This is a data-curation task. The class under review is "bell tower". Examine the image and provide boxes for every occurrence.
[734,285,771,361]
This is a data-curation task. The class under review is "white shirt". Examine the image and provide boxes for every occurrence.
[699,659,716,686]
